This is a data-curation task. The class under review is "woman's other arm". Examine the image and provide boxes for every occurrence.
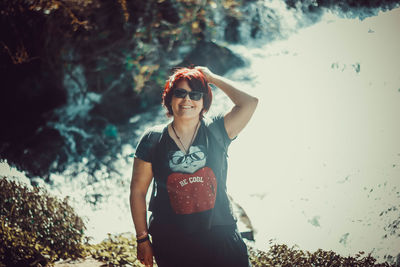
[196,66,258,139]
[130,158,154,267]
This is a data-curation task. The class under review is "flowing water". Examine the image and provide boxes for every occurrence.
[225,7,400,261]
[1,5,400,263]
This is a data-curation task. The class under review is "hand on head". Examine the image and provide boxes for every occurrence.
[194,66,214,83]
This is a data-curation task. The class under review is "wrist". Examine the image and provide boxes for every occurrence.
[207,74,217,84]
[208,73,223,86]
[137,235,150,244]
[136,230,148,239]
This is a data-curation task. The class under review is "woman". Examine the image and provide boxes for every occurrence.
[130,66,258,267]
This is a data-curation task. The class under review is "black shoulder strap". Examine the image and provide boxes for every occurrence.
[148,124,167,211]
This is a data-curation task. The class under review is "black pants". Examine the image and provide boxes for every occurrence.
[151,225,251,267]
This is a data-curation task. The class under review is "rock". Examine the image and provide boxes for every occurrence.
[225,16,241,43]
[2,126,66,179]
[229,195,255,241]
[178,41,245,76]
[90,82,140,125]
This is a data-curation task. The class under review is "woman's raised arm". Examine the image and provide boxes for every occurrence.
[196,66,258,139]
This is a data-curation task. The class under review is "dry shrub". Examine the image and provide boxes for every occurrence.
[86,233,144,266]
[249,243,395,267]
[0,177,86,266]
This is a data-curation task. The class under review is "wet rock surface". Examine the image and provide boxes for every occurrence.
[179,41,245,75]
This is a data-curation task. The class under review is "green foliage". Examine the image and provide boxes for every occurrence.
[86,233,143,266]
[0,177,87,266]
[248,243,395,267]
[104,124,119,138]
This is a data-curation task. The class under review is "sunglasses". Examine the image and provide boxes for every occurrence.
[173,88,203,101]
[171,151,206,165]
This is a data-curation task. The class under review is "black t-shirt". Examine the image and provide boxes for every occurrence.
[135,116,237,235]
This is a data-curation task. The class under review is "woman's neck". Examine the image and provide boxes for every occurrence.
[172,117,201,135]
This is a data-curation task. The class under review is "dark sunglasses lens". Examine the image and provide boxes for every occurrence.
[172,155,185,165]
[189,92,203,101]
[174,88,203,101]
[174,89,187,98]
[190,151,205,161]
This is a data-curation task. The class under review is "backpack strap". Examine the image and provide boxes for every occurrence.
[204,117,228,154]
[147,124,167,212]
[204,117,230,191]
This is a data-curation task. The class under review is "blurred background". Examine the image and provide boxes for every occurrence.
[1,0,399,263]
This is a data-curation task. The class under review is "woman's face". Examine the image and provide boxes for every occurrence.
[171,80,204,120]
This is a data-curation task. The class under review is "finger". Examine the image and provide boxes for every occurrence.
[137,254,144,264]
[195,66,204,72]
[145,256,153,266]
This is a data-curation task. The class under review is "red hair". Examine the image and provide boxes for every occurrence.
[162,67,212,118]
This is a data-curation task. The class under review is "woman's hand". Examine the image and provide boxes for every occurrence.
[137,240,154,266]
[195,66,215,83]
[196,66,258,139]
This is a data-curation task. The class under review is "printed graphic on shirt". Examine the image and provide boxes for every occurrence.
[168,145,207,173]
[167,145,217,215]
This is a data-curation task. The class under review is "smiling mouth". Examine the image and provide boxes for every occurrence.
[180,105,193,109]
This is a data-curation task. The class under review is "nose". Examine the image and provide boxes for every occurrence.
[183,93,191,101]
[185,155,193,164]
